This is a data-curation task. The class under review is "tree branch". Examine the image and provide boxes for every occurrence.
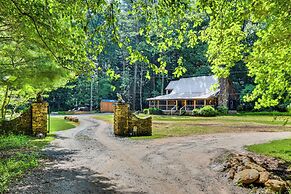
[10,0,59,61]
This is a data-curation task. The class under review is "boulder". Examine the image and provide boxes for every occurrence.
[245,162,266,172]
[265,179,286,192]
[255,171,270,184]
[233,169,259,184]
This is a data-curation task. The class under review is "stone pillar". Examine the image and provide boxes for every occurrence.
[31,102,49,135]
[113,103,129,136]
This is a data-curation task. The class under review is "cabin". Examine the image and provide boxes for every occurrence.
[147,75,237,115]
[100,100,117,113]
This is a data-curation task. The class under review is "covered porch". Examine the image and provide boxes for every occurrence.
[148,98,217,115]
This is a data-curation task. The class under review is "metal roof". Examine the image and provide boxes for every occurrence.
[147,75,219,100]
[101,99,118,102]
[165,80,179,90]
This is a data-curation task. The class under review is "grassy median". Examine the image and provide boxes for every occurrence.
[94,114,291,140]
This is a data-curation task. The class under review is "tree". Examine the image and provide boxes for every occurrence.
[125,0,290,109]
[0,0,113,119]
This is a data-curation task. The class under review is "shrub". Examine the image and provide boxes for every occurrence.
[145,108,163,115]
[199,106,218,117]
[143,109,149,114]
[217,105,228,115]
[192,108,200,116]
[192,106,218,117]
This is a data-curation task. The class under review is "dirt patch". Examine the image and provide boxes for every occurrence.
[8,115,291,194]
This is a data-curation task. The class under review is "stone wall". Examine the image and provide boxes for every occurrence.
[114,103,152,136]
[129,114,152,136]
[0,102,48,135]
[218,78,230,107]
[0,107,32,135]
[218,78,239,109]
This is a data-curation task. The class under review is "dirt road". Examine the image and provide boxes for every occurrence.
[9,115,291,194]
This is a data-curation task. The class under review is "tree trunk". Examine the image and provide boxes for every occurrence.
[132,62,138,111]
[161,72,164,95]
[1,85,9,120]
[139,66,143,110]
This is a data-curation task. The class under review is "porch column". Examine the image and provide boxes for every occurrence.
[157,100,160,109]
[166,100,168,110]
[184,100,187,106]
[194,100,196,109]
[204,99,206,106]
[154,100,156,108]
[176,100,178,110]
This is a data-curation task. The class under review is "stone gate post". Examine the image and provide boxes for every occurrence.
[31,102,49,135]
[113,103,129,136]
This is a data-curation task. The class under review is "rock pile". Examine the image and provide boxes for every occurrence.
[224,153,290,193]
[64,116,79,123]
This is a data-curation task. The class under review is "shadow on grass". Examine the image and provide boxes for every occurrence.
[8,144,143,194]
[8,166,134,194]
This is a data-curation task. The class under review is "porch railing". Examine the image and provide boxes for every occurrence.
[179,105,187,115]
[149,103,215,112]
[170,106,178,115]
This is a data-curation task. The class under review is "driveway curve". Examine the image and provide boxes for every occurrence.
[9,115,291,194]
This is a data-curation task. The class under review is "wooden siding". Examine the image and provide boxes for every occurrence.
[100,101,115,113]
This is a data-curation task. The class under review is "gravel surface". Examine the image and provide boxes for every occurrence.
[8,115,291,194]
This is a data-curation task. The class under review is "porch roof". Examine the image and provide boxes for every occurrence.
[147,90,219,101]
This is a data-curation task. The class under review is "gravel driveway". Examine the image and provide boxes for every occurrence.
[9,115,291,194]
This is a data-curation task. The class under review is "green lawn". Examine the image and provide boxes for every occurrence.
[50,117,77,132]
[246,139,291,162]
[0,117,77,193]
[94,114,291,140]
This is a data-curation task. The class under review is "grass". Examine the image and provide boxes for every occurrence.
[246,139,291,162]
[0,117,77,193]
[93,113,291,140]
[49,117,76,132]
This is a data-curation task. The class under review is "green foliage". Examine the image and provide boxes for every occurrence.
[46,74,115,111]
[143,108,149,114]
[199,106,218,117]
[217,105,228,115]
[144,108,163,115]
[0,117,76,192]
[0,153,39,193]
[192,106,218,117]
[0,135,30,150]
[192,108,200,116]
[241,84,256,102]
[128,0,290,109]
[1,0,290,115]
[0,135,39,193]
